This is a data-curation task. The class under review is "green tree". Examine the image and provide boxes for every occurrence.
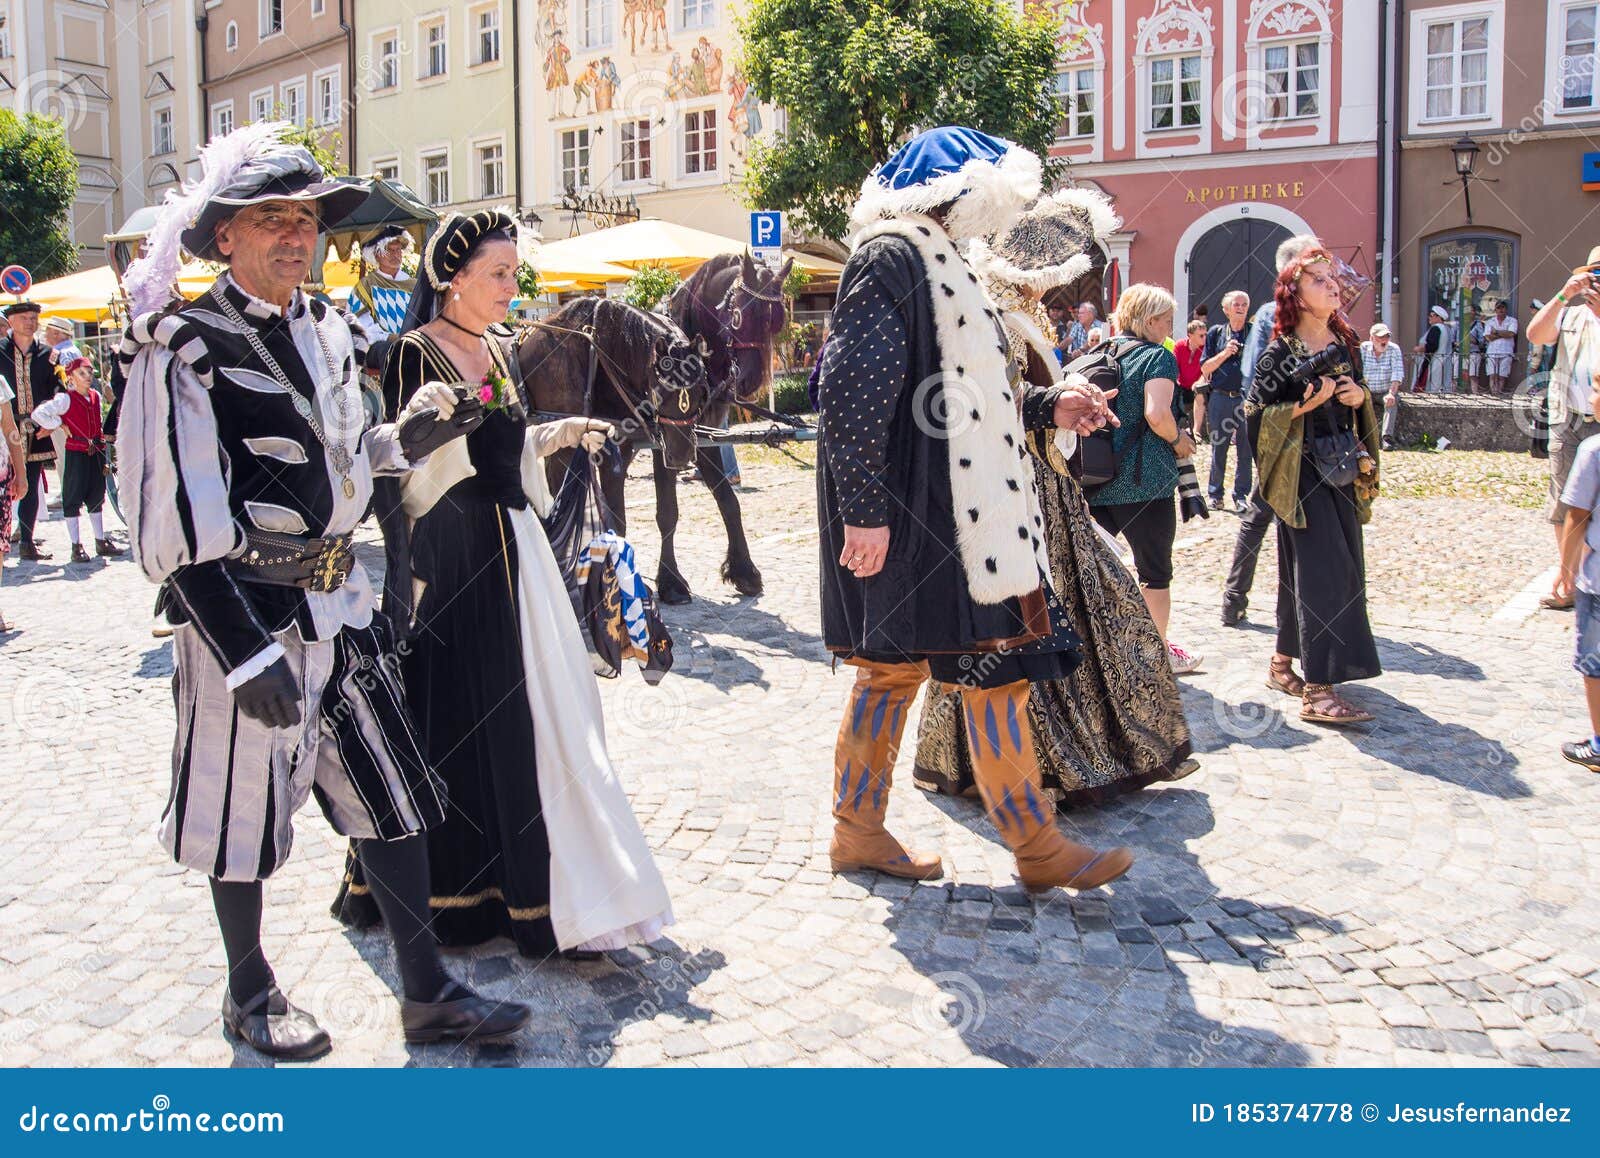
[275,112,344,177]
[737,0,1063,240]
[622,264,682,311]
[0,110,81,279]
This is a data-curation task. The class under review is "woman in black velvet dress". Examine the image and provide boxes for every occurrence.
[333,210,672,956]
[1246,245,1382,726]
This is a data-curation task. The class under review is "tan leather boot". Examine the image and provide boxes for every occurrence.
[961,682,1133,893]
[829,661,943,881]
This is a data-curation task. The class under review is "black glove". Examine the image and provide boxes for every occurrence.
[233,657,302,729]
[363,337,392,374]
[397,388,486,461]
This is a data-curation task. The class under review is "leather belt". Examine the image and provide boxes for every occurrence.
[235,530,355,593]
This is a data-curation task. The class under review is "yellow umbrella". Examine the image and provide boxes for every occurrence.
[534,218,745,276]
[529,251,636,290]
[25,265,121,322]
[536,218,842,284]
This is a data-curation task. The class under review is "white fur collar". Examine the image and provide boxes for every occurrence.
[852,215,1050,604]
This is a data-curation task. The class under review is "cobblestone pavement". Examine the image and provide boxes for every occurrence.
[2,450,1598,1068]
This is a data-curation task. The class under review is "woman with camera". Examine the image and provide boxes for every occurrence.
[1086,283,1204,674]
[1247,246,1383,725]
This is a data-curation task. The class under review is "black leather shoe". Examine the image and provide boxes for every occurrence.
[18,540,51,561]
[221,987,332,1061]
[1221,596,1247,626]
[401,986,532,1045]
[95,537,124,557]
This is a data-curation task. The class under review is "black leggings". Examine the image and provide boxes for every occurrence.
[1091,496,1177,589]
[15,460,47,541]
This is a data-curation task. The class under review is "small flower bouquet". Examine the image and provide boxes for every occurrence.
[475,364,527,423]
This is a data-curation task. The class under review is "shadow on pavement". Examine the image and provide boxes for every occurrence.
[1339,686,1530,798]
[874,788,1321,1067]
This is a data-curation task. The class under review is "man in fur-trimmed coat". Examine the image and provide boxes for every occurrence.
[817,127,1135,893]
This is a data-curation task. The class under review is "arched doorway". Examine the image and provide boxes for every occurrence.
[1185,217,1293,323]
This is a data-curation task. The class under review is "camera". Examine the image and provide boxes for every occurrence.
[1175,455,1209,523]
[1286,343,1355,393]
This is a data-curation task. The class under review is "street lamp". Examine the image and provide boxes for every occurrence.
[1449,134,1486,224]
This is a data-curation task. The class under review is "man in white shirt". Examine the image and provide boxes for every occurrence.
[1360,323,1406,450]
[1527,246,1600,608]
[1483,298,1519,394]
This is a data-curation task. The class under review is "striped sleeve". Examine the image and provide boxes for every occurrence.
[117,340,277,678]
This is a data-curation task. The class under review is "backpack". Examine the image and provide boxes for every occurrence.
[1064,336,1147,492]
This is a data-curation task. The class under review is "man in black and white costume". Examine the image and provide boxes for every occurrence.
[117,122,530,1059]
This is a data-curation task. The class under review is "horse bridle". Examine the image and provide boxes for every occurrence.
[515,314,708,446]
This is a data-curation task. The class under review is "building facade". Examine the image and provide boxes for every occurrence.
[1394,0,1600,345]
[523,0,777,239]
[1039,0,1381,328]
[353,0,520,219]
[198,0,353,170]
[0,0,204,266]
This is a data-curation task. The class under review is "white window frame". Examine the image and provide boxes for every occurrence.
[279,78,306,127]
[369,28,401,93]
[212,99,234,140]
[151,103,174,155]
[468,3,503,68]
[557,125,593,195]
[259,0,283,39]
[678,0,714,33]
[1548,1,1600,118]
[573,0,615,54]
[372,155,401,184]
[680,104,719,181]
[1132,5,1212,158]
[419,15,449,82]
[1408,2,1503,132]
[474,136,506,200]
[249,86,273,124]
[224,20,238,52]
[1147,53,1203,132]
[419,146,452,207]
[1261,39,1321,122]
[313,67,341,126]
[1053,66,1096,142]
[618,117,654,184]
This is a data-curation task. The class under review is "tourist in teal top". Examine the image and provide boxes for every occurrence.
[1087,283,1203,674]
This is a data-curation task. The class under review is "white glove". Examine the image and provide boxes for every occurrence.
[551,416,616,451]
[398,381,460,424]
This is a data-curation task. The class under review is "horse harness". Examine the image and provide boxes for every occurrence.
[513,311,706,450]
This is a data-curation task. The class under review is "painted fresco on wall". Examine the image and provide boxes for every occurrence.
[533,1,770,176]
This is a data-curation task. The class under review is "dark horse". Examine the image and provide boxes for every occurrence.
[513,295,712,534]
[653,251,793,603]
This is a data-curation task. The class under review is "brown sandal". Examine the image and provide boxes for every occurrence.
[1266,656,1305,697]
[1300,683,1374,726]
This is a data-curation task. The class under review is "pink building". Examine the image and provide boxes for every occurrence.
[1037,0,1382,329]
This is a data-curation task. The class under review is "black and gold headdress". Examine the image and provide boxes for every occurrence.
[421,209,519,291]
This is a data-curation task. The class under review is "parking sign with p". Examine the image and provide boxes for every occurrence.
[750,211,783,252]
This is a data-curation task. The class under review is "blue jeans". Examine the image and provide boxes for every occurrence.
[1206,390,1253,503]
[1576,591,1600,678]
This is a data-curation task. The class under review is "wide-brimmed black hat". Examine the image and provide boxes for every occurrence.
[180,141,367,262]
[2,301,41,318]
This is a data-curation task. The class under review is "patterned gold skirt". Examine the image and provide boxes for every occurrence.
[913,460,1193,809]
